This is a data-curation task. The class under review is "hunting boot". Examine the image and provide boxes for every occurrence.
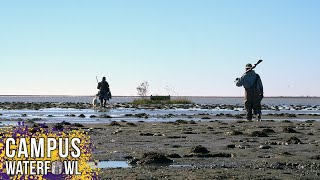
[257,114,262,121]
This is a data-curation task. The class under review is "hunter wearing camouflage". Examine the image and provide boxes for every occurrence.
[236,64,264,121]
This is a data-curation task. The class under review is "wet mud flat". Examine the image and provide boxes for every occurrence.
[82,120,320,179]
[1,118,320,179]
[1,102,320,179]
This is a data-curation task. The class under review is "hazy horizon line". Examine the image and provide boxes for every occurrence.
[0,95,319,98]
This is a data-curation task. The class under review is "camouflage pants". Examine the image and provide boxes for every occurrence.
[245,90,262,120]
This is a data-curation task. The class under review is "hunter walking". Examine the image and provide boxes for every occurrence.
[97,77,111,108]
[235,63,264,121]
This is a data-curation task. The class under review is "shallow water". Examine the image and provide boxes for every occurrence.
[1,96,320,106]
[88,161,130,169]
[1,107,320,125]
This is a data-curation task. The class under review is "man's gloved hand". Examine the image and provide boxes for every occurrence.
[235,78,239,81]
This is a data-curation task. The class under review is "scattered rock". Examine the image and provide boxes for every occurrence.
[262,128,275,134]
[282,120,292,123]
[265,141,280,145]
[236,120,246,123]
[305,120,315,123]
[39,124,48,128]
[189,120,197,124]
[311,155,320,160]
[251,131,268,137]
[73,123,84,127]
[270,162,286,170]
[283,127,298,133]
[123,155,134,160]
[226,144,236,149]
[126,122,136,126]
[135,113,148,118]
[78,114,85,118]
[175,120,188,124]
[26,119,35,123]
[100,114,112,118]
[225,130,243,136]
[259,145,272,149]
[287,136,303,144]
[235,114,243,119]
[286,114,297,118]
[153,133,165,136]
[190,145,210,154]
[279,152,293,156]
[171,145,182,148]
[111,129,122,135]
[140,132,154,136]
[127,158,140,165]
[167,153,182,158]
[185,153,233,158]
[61,121,71,125]
[53,123,63,130]
[138,152,173,165]
[201,117,210,119]
[109,121,121,126]
[167,136,187,139]
[237,144,251,149]
[258,155,272,159]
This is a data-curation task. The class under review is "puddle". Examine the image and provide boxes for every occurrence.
[0,121,19,126]
[88,161,130,169]
[87,161,195,169]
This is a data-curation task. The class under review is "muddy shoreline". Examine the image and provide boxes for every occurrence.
[1,102,320,179]
[0,102,319,111]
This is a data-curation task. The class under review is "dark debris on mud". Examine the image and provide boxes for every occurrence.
[129,152,174,165]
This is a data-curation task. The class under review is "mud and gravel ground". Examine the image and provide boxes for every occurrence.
[1,102,320,179]
[83,120,320,179]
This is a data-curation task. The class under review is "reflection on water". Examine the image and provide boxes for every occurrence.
[0,107,320,124]
[0,121,19,126]
[88,161,130,169]
[87,161,198,169]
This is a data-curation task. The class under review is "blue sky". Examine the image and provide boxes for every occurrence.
[0,0,319,96]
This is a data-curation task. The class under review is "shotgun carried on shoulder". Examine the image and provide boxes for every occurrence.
[246,59,263,73]
[235,60,263,82]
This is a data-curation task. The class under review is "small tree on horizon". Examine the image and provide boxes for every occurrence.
[136,81,149,98]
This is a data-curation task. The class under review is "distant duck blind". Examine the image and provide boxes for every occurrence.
[150,95,171,101]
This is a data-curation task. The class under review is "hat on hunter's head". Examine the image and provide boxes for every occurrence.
[245,63,252,69]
